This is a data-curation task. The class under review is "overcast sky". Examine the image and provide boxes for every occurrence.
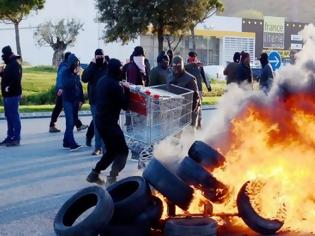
[0,0,139,65]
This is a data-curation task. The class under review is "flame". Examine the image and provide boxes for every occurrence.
[211,92,315,232]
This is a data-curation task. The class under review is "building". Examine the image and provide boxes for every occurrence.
[141,15,307,67]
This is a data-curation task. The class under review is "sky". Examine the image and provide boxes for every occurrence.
[0,0,139,65]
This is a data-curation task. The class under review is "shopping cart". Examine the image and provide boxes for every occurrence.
[120,84,194,169]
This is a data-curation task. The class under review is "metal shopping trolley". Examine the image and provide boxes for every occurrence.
[119,84,194,169]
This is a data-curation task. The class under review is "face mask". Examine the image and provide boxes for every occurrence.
[96,58,104,66]
[160,60,169,69]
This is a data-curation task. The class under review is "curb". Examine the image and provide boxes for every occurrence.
[0,105,217,120]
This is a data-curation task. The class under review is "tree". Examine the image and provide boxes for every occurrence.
[188,0,224,50]
[96,0,224,53]
[165,34,183,52]
[34,19,84,66]
[0,0,45,58]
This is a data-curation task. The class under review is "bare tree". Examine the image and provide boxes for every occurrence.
[0,0,45,58]
[34,19,84,66]
[165,35,184,51]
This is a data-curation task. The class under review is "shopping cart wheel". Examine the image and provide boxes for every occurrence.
[138,145,153,169]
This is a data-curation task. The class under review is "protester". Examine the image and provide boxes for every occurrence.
[49,52,87,133]
[148,51,170,86]
[87,58,130,186]
[61,54,84,151]
[258,52,274,94]
[82,49,107,155]
[185,51,211,129]
[168,56,200,128]
[0,46,22,146]
[125,46,147,85]
[236,52,253,89]
[224,52,240,84]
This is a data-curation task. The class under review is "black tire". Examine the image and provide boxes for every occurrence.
[100,224,150,236]
[164,217,217,236]
[54,186,113,236]
[188,141,225,171]
[143,158,194,210]
[176,156,219,188]
[134,196,164,227]
[237,181,284,234]
[107,176,152,223]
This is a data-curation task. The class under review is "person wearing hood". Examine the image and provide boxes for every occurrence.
[61,53,84,151]
[185,51,211,129]
[148,51,170,86]
[87,58,130,186]
[236,52,253,89]
[82,49,108,155]
[258,52,274,94]
[168,56,200,128]
[224,52,241,84]
[49,52,87,133]
[0,46,22,146]
[125,46,149,86]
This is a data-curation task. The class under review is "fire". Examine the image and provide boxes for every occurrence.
[211,92,315,232]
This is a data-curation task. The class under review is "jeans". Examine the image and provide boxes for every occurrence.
[4,96,21,141]
[94,123,129,177]
[50,95,83,128]
[63,101,78,146]
[90,105,103,150]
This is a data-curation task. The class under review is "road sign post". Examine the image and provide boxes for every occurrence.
[268,51,282,71]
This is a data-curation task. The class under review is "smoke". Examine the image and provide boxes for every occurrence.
[154,23,315,162]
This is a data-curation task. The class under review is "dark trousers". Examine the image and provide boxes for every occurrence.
[50,95,82,128]
[94,123,129,177]
[86,120,94,141]
[4,96,21,141]
[63,101,80,146]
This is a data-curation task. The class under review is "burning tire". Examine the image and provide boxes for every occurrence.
[54,186,114,236]
[164,217,217,236]
[237,181,285,234]
[134,196,164,227]
[176,156,220,188]
[100,225,150,236]
[143,158,194,210]
[188,141,225,171]
[107,176,152,224]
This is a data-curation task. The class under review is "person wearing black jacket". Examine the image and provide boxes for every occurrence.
[185,51,211,129]
[82,49,107,155]
[87,59,129,186]
[61,53,84,151]
[0,46,22,146]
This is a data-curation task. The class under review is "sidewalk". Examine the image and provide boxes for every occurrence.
[0,105,217,120]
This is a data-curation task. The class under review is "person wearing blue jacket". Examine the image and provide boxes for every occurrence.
[49,52,87,133]
[61,54,84,151]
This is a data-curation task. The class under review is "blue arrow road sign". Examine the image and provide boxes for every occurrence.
[268,51,282,71]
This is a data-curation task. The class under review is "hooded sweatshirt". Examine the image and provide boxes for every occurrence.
[61,54,84,103]
[0,55,22,97]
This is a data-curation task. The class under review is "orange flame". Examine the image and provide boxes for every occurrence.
[211,92,315,232]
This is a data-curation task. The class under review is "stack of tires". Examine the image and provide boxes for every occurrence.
[54,177,163,236]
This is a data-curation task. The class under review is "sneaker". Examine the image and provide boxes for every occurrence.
[70,144,82,151]
[86,170,105,185]
[92,149,102,156]
[62,144,71,150]
[105,175,117,187]
[49,126,61,133]
[86,138,92,147]
[6,140,20,147]
[0,137,11,146]
[77,124,88,132]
